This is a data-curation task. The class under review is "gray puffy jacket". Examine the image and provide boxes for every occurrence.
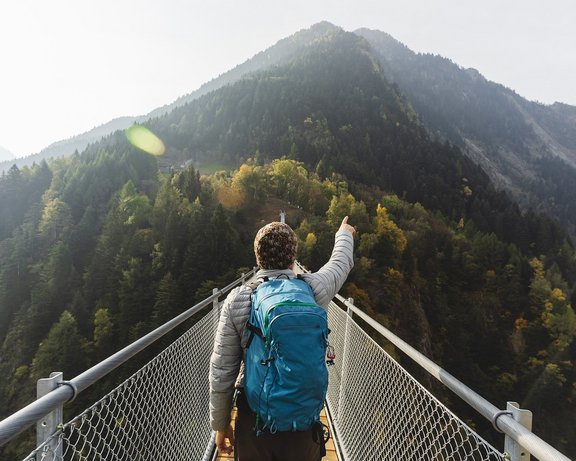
[209,229,354,431]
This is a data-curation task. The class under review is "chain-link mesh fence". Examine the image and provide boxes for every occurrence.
[22,293,506,461]
[23,305,221,461]
[325,301,505,461]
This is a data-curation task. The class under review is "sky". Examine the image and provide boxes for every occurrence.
[1,0,574,158]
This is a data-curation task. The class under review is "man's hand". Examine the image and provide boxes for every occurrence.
[216,424,235,455]
[339,216,356,236]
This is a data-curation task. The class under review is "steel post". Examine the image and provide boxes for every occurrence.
[36,372,64,461]
[504,402,533,461]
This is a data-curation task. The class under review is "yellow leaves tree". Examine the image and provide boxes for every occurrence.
[326,192,369,231]
[542,287,576,351]
[231,163,268,201]
[522,257,576,409]
[269,158,308,204]
[375,204,403,243]
[298,231,318,267]
[208,170,246,210]
[216,184,246,210]
[528,257,576,352]
[374,203,407,257]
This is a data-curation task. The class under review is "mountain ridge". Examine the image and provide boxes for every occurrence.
[355,27,576,236]
[0,22,341,173]
[0,145,14,163]
[8,20,575,166]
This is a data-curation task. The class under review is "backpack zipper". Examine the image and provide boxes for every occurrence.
[254,289,311,310]
[263,302,321,332]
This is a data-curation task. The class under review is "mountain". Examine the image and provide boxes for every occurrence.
[1,24,575,459]
[355,28,576,237]
[78,27,576,455]
[7,23,576,242]
[139,27,570,258]
[0,145,14,163]
[0,22,338,174]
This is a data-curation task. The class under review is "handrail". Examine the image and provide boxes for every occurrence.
[0,269,255,448]
[334,294,571,461]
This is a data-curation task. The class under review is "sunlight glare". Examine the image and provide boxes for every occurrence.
[125,125,166,156]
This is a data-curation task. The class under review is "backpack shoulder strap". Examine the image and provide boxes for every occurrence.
[245,276,268,348]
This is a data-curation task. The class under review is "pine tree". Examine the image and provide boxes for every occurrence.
[31,311,87,381]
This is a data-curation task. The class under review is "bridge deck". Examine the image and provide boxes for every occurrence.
[215,408,338,460]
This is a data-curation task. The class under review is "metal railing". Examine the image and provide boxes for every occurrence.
[0,269,256,460]
[325,295,571,461]
[0,266,571,460]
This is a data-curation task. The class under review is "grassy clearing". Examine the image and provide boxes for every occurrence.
[198,161,235,175]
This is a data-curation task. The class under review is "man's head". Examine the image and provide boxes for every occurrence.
[254,222,298,270]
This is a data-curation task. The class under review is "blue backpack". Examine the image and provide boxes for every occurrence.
[244,275,329,433]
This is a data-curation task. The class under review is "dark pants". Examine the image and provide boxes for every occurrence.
[234,391,322,461]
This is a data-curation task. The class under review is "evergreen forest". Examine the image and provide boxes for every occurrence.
[1,26,575,458]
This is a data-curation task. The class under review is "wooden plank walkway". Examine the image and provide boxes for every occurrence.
[216,408,338,460]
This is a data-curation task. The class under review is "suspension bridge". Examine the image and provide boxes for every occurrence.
[0,265,571,460]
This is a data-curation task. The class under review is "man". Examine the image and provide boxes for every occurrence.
[209,216,355,460]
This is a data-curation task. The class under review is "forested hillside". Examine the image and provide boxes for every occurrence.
[0,22,338,173]
[1,26,575,458]
[356,27,576,239]
[7,21,576,245]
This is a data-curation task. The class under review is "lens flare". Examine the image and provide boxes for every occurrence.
[125,125,165,156]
